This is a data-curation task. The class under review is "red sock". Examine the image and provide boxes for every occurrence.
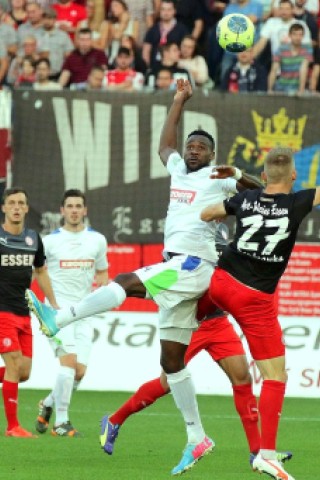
[0,366,5,382]
[2,380,19,430]
[110,378,168,426]
[233,383,260,454]
[259,380,286,450]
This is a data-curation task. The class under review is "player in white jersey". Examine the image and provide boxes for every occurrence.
[35,189,108,437]
[27,80,262,473]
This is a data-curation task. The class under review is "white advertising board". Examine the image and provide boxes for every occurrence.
[20,312,320,398]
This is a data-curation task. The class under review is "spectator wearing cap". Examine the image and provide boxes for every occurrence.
[104,46,144,90]
[34,58,62,90]
[42,7,73,78]
[0,0,18,57]
[59,27,107,88]
[52,0,87,41]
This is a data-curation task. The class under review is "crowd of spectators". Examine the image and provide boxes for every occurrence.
[0,0,320,95]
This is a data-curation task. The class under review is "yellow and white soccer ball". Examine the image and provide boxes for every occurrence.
[217,13,255,53]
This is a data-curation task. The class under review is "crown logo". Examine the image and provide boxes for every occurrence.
[227,107,308,173]
[252,108,307,165]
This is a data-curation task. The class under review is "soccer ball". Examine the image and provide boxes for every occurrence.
[217,14,255,53]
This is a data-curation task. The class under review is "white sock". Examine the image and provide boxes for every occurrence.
[53,366,75,426]
[73,379,81,391]
[55,282,126,328]
[260,449,277,460]
[43,392,54,408]
[167,368,205,444]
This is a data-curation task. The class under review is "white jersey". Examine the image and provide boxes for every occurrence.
[260,17,311,54]
[164,152,238,263]
[43,227,108,305]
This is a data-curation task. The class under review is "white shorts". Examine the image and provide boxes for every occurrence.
[48,318,93,366]
[159,326,194,345]
[135,255,214,331]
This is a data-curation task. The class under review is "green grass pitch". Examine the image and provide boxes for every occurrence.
[0,390,318,480]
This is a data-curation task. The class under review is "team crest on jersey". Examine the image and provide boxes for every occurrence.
[3,337,12,348]
[25,236,33,246]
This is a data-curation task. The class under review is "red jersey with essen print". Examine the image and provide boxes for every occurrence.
[52,2,87,39]
[0,226,45,315]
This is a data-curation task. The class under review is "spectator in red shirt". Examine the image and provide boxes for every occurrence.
[104,46,144,90]
[59,27,107,88]
[52,0,87,41]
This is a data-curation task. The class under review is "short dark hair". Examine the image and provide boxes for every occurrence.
[36,58,51,68]
[22,55,35,68]
[289,22,304,34]
[279,0,294,6]
[77,27,92,37]
[161,0,176,7]
[61,189,86,207]
[89,65,104,74]
[117,46,131,57]
[156,67,174,78]
[2,187,28,204]
[187,130,215,150]
[160,42,179,57]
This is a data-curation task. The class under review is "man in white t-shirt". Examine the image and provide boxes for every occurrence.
[35,189,108,437]
[27,80,262,474]
[253,0,311,58]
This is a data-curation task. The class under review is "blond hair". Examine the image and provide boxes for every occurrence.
[264,147,294,183]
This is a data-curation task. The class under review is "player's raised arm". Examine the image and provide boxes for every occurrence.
[158,79,193,166]
[211,165,263,190]
[200,202,227,222]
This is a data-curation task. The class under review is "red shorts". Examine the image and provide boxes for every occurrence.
[0,312,32,357]
[209,268,285,361]
[185,315,245,364]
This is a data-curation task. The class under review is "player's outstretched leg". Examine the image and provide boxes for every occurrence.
[26,290,59,337]
[35,400,53,434]
[100,415,120,454]
[171,437,215,476]
[252,453,295,480]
